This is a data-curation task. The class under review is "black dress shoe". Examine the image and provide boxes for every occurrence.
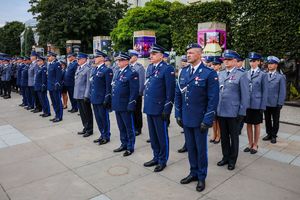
[228,164,235,170]
[217,160,228,166]
[213,139,220,144]
[83,132,93,137]
[209,139,215,143]
[77,131,86,135]
[39,113,44,116]
[19,103,25,107]
[196,180,205,192]
[52,118,62,123]
[135,131,141,136]
[180,175,198,184]
[4,96,11,99]
[67,109,73,112]
[243,147,251,152]
[177,146,187,153]
[99,139,110,145]
[271,137,277,144]
[42,113,51,118]
[263,135,272,141]
[146,139,151,143]
[154,164,166,172]
[33,109,42,113]
[70,109,78,113]
[123,150,133,157]
[93,138,101,143]
[113,146,127,152]
[49,118,56,121]
[250,148,258,154]
[143,159,158,167]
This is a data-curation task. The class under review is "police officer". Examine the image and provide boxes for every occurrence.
[217,49,249,170]
[129,49,145,136]
[1,57,12,99]
[16,57,26,106]
[35,55,51,117]
[74,53,93,137]
[143,44,175,172]
[90,50,113,145]
[204,56,214,68]
[237,56,245,72]
[262,56,286,144]
[21,57,31,109]
[210,57,223,145]
[64,53,78,113]
[244,52,268,154]
[0,58,3,96]
[175,43,219,192]
[111,52,139,156]
[29,51,42,113]
[177,55,189,153]
[47,51,63,123]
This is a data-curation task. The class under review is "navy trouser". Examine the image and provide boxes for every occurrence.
[37,91,50,115]
[115,111,135,151]
[21,86,29,106]
[147,114,169,165]
[49,90,63,120]
[183,126,208,181]
[93,104,111,140]
[28,86,35,108]
[66,86,77,110]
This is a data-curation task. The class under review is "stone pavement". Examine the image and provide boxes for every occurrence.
[0,92,300,200]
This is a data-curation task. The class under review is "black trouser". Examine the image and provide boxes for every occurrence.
[0,80,3,95]
[77,99,93,133]
[133,95,143,133]
[264,106,281,138]
[11,77,17,91]
[219,116,240,165]
[3,81,11,96]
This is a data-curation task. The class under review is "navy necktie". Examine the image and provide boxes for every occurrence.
[190,67,194,77]
[227,71,230,77]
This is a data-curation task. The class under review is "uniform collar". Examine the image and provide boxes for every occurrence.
[190,61,202,73]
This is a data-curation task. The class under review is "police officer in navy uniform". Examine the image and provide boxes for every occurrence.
[175,43,219,192]
[21,57,31,109]
[129,49,145,136]
[111,52,139,157]
[74,53,93,137]
[262,56,286,144]
[29,51,42,113]
[1,57,12,99]
[35,55,51,117]
[90,50,113,145]
[64,53,78,113]
[47,51,63,122]
[16,57,26,106]
[143,44,175,172]
[244,52,268,154]
[217,50,250,170]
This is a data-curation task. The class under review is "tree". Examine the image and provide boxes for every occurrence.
[0,21,25,55]
[231,0,300,58]
[110,0,174,51]
[22,27,36,56]
[29,0,129,52]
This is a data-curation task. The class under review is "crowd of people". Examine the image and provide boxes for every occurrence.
[0,43,286,192]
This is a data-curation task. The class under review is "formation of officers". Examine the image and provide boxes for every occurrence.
[0,43,286,192]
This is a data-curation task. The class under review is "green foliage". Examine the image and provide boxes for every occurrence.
[110,0,174,51]
[170,1,232,55]
[23,27,35,56]
[29,0,129,52]
[231,0,300,58]
[0,21,25,56]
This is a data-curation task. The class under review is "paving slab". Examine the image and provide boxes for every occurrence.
[206,174,300,200]
[106,173,202,200]
[263,150,296,164]
[0,185,9,200]
[75,156,151,193]
[0,155,67,190]
[0,142,46,167]
[7,171,100,200]
[239,157,300,194]
[52,144,115,169]
[90,194,112,200]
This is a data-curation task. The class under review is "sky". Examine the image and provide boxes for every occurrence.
[0,0,34,27]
